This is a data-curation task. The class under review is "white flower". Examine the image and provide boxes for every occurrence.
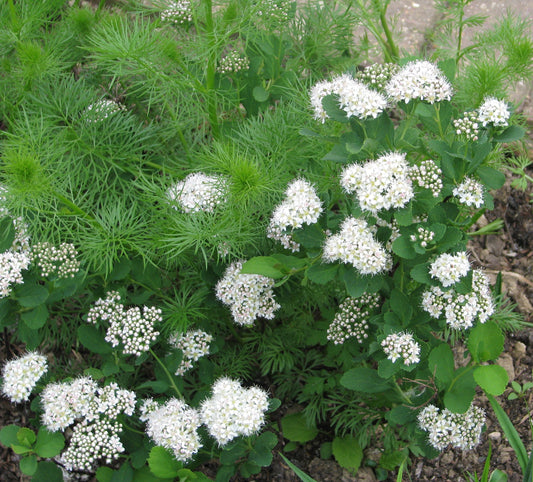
[161,0,193,24]
[167,172,228,213]
[31,242,80,278]
[215,260,280,326]
[200,377,269,445]
[453,111,480,141]
[409,160,443,197]
[385,60,453,104]
[381,332,420,365]
[218,50,249,74]
[429,252,470,287]
[169,329,213,375]
[85,99,123,122]
[1,352,47,403]
[477,97,510,127]
[145,398,202,462]
[0,250,31,299]
[341,152,414,213]
[453,177,484,208]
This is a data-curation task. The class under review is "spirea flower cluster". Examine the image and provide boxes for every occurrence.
[418,404,485,451]
[218,50,250,74]
[310,74,387,123]
[256,0,292,23]
[323,217,392,275]
[381,332,420,365]
[0,250,31,299]
[169,329,213,375]
[477,97,510,127]
[385,60,453,104]
[453,177,484,208]
[167,172,228,213]
[410,226,435,248]
[31,242,80,278]
[356,62,400,91]
[85,99,124,122]
[145,398,202,462]
[267,179,323,252]
[161,0,193,24]
[409,159,443,197]
[200,377,269,445]
[327,293,381,344]
[215,260,280,326]
[1,352,47,403]
[429,251,470,287]
[340,152,414,213]
[87,291,161,356]
[453,111,480,141]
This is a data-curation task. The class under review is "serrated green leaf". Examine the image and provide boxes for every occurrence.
[332,436,362,471]
[21,304,48,329]
[96,466,114,482]
[0,425,21,448]
[77,324,113,354]
[17,427,36,447]
[281,413,318,443]
[34,429,65,458]
[20,454,38,476]
[15,283,49,308]
[148,446,181,479]
[474,365,508,396]
[306,263,338,284]
[32,461,63,482]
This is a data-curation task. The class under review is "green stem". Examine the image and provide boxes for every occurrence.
[52,191,103,231]
[204,0,219,139]
[456,3,465,66]
[379,2,399,62]
[150,348,183,399]
[433,103,445,138]
[122,422,145,435]
[393,379,412,405]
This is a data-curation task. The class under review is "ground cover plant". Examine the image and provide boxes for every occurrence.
[0,0,532,480]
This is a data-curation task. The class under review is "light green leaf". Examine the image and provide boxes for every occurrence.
[468,321,504,362]
[332,436,362,472]
[148,446,181,479]
[34,429,65,458]
[20,455,38,476]
[474,365,508,396]
[281,413,318,443]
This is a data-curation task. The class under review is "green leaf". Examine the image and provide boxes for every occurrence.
[410,263,432,285]
[467,321,504,362]
[148,446,181,479]
[0,425,21,447]
[342,267,368,297]
[293,223,324,249]
[97,467,114,482]
[255,431,278,451]
[493,125,525,143]
[323,142,349,162]
[20,455,38,476]
[31,461,63,482]
[476,166,506,190]
[474,365,508,396]
[443,367,476,413]
[438,58,456,82]
[252,85,269,102]
[0,217,16,252]
[332,436,362,472]
[11,444,32,454]
[281,413,318,443]
[14,283,49,308]
[77,324,113,354]
[340,367,391,393]
[220,440,247,465]
[378,358,400,379]
[392,235,417,259]
[278,453,318,482]
[34,429,65,458]
[21,304,48,329]
[16,427,36,448]
[306,263,338,284]
[379,450,406,471]
[390,290,412,323]
[394,203,413,226]
[111,461,134,482]
[322,94,349,123]
[240,256,285,279]
[428,343,455,386]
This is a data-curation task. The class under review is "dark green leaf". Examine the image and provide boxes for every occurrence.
[0,217,16,252]
[322,94,349,123]
[78,325,113,354]
[32,461,63,482]
[493,125,526,143]
[476,166,505,190]
[340,367,391,393]
[392,236,417,259]
[281,413,318,443]
[0,425,21,448]
[306,263,338,285]
[14,284,49,308]
[110,462,134,482]
[34,429,65,458]
[444,367,476,413]
[20,455,38,476]
[96,467,114,482]
[332,436,362,471]
[342,266,368,298]
[21,304,48,330]
[428,344,454,386]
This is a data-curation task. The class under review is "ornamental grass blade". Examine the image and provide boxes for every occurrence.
[279,453,318,482]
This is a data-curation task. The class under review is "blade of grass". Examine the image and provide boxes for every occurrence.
[279,453,318,482]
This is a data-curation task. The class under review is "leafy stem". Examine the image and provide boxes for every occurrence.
[149,348,183,400]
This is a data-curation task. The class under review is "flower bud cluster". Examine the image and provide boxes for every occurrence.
[340,152,414,213]
[200,377,269,445]
[453,111,480,141]
[429,251,470,287]
[87,291,161,356]
[421,270,494,329]
[145,398,202,462]
[139,398,160,422]
[267,179,323,252]
[356,63,400,91]
[327,293,380,344]
[418,403,485,451]
[323,217,392,275]
[167,172,228,213]
[161,1,193,24]
[381,332,420,365]
[477,97,510,127]
[256,0,292,23]
[453,177,484,208]
[1,352,47,403]
[218,50,250,74]
[410,226,435,248]
[169,329,213,375]
[385,60,453,104]
[215,260,280,326]
[85,99,124,122]
[310,74,387,123]
[409,160,443,197]
[31,242,80,278]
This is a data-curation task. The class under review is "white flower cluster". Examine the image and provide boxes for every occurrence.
[410,226,435,248]
[429,251,470,287]
[1,352,47,403]
[200,377,269,445]
[453,177,484,208]
[267,179,323,252]
[356,63,400,91]
[381,332,420,365]
[310,73,387,123]
[145,398,202,462]
[409,160,443,197]
[41,377,135,471]
[385,60,453,104]
[327,293,381,345]
[85,99,124,122]
[256,0,292,23]
[215,260,280,326]
[218,50,250,74]
[169,329,213,375]
[86,291,161,356]
[323,217,392,275]
[418,404,485,451]
[453,111,480,141]
[340,152,414,213]
[422,270,494,329]
[139,398,160,423]
[0,250,31,299]
[161,0,193,24]
[31,242,80,278]
[167,172,228,213]
[477,97,510,127]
